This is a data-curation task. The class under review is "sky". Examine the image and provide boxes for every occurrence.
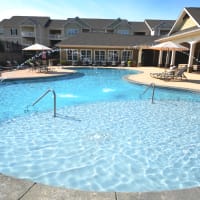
[1,0,200,22]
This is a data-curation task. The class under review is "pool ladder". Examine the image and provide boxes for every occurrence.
[26,89,57,117]
[0,77,7,82]
[140,83,155,104]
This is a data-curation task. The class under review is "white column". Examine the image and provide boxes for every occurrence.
[165,51,170,67]
[188,42,196,72]
[137,48,142,66]
[158,50,163,67]
[170,50,176,66]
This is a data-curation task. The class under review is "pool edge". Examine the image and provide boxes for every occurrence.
[1,173,200,200]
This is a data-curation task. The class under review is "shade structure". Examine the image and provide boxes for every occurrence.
[151,41,189,67]
[151,41,188,51]
[23,43,52,51]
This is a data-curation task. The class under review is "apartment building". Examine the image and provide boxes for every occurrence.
[1,7,200,70]
[0,15,175,66]
[0,16,174,50]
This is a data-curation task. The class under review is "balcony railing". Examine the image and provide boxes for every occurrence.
[22,39,35,46]
[48,34,62,40]
[21,31,35,37]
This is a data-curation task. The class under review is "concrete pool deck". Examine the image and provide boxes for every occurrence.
[126,66,200,92]
[0,66,200,199]
[1,173,200,200]
[0,66,76,81]
[1,66,200,92]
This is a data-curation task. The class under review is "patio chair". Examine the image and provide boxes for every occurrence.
[150,65,187,81]
[150,65,177,78]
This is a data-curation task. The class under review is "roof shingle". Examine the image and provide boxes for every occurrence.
[57,32,159,48]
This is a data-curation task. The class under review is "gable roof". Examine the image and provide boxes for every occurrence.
[0,16,50,27]
[47,19,67,29]
[80,18,114,30]
[57,32,158,48]
[185,7,200,26]
[145,19,175,31]
[106,18,129,29]
[169,7,200,35]
[66,17,91,29]
[129,21,149,32]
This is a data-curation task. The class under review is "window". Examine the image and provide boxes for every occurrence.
[134,32,146,35]
[108,50,119,62]
[94,50,105,61]
[80,50,92,62]
[82,29,90,32]
[67,49,78,61]
[0,28,4,35]
[121,51,132,61]
[159,30,169,35]
[66,28,79,36]
[117,29,129,35]
[10,28,18,36]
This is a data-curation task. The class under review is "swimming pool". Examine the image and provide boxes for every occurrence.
[0,68,200,192]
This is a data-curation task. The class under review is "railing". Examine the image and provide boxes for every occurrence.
[48,34,62,40]
[140,83,155,104]
[0,77,6,83]
[21,31,35,37]
[26,89,56,117]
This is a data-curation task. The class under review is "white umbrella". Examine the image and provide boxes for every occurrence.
[151,41,188,51]
[151,41,188,67]
[23,43,52,51]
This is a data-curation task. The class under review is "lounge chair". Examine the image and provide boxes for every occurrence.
[150,65,177,78]
[150,65,187,80]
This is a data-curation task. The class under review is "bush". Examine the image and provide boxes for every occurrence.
[127,60,132,67]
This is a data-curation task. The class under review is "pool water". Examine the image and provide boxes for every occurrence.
[0,68,200,192]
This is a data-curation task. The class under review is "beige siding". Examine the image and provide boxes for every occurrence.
[180,17,196,30]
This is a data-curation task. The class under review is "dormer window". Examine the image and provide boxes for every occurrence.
[159,30,169,35]
[117,29,129,35]
[82,29,90,32]
[66,28,79,36]
[134,32,146,36]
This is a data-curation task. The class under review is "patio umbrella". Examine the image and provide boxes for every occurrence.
[151,41,188,67]
[150,41,188,51]
[23,43,52,66]
[22,43,52,51]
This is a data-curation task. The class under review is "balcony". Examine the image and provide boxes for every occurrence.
[21,31,35,37]
[22,38,35,46]
[48,34,62,40]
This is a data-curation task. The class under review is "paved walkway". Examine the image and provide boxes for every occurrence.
[0,66,200,199]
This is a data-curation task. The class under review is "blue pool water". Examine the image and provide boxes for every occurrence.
[0,68,200,192]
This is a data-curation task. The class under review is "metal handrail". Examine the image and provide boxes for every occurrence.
[151,83,155,104]
[31,89,56,117]
[0,77,7,82]
[140,83,155,104]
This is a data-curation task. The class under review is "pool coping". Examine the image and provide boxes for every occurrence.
[1,66,200,199]
[125,67,200,93]
[1,173,200,200]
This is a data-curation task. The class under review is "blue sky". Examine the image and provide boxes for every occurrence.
[1,0,200,22]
